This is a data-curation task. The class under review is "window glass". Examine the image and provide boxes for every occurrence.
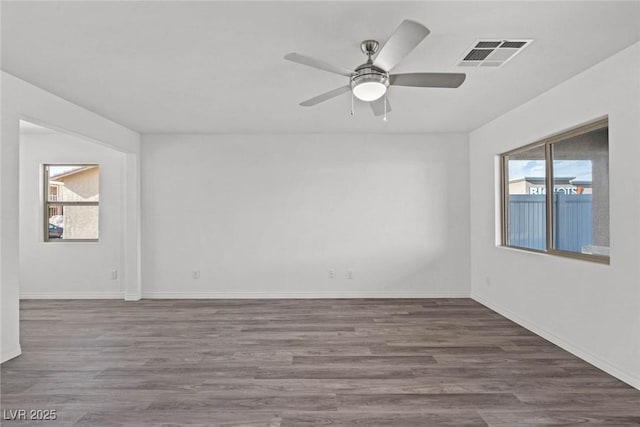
[551,128,608,256]
[56,205,99,240]
[504,145,546,250]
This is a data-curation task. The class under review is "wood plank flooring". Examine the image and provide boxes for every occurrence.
[1,298,639,426]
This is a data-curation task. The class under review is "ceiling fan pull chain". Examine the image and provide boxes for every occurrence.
[383,92,388,122]
[350,91,355,116]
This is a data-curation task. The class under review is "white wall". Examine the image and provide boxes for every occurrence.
[1,72,141,363]
[469,42,640,389]
[19,133,126,298]
[142,133,470,298]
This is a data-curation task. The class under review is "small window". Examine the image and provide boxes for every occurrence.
[44,165,99,242]
[501,118,609,263]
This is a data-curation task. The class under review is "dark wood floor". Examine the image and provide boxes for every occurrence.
[1,299,639,426]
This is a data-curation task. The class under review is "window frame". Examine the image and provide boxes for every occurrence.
[43,164,100,243]
[500,117,609,264]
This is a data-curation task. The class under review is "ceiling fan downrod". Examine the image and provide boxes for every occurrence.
[360,40,379,62]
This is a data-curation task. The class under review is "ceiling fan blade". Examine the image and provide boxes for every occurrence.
[370,96,391,117]
[390,73,466,88]
[373,20,430,72]
[299,86,351,107]
[284,53,353,77]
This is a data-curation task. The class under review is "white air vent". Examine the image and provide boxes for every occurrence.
[458,40,532,68]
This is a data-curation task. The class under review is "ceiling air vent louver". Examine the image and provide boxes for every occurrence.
[458,39,532,68]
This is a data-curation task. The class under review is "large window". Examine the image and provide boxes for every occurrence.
[44,164,99,242]
[501,118,609,263]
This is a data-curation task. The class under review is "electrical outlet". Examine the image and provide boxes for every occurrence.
[347,270,353,280]
[328,269,335,279]
[192,270,200,279]
[485,276,491,287]
[110,270,118,280]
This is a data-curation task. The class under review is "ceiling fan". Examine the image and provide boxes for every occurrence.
[284,20,466,118]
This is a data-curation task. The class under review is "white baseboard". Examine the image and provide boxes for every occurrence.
[142,290,470,299]
[1,345,22,364]
[472,293,640,391]
[20,292,124,299]
[124,294,141,301]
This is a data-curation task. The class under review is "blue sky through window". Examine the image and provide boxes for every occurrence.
[49,165,83,178]
[509,160,592,181]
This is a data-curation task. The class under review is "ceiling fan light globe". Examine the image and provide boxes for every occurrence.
[352,81,387,102]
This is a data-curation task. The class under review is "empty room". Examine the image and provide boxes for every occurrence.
[1,1,640,425]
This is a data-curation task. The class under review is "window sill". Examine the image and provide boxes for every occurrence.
[498,245,610,265]
[43,240,99,244]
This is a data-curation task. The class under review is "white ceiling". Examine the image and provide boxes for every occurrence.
[2,1,640,134]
